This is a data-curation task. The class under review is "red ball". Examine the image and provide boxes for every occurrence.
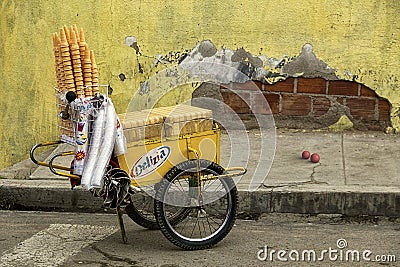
[302,151,310,159]
[310,153,320,163]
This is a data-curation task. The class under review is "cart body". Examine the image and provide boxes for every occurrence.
[117,105,220,187]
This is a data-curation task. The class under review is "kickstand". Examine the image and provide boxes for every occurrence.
[116,206,128,244]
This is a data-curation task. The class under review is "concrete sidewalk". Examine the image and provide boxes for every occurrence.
[0,129,399,216]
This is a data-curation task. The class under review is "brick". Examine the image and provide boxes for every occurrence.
[378,99,391,121]
[360,85,377,98]
[328,80,358,96]
[221,89,251,114]
[335,97,345,105]
[297,78,326,94]
[346,98,376,121]
[220,81,262,91]
[282,95,311,116]
[252,93,280,114]
[264,93,280,114]
[312,97,331,117]
[264,78,294,93]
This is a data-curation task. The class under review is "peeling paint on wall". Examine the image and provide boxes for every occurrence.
[2,0,400,170]
[178,41,338,85]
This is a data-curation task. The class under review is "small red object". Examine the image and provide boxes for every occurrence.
[302,151,310,159]
[310,153,320,163]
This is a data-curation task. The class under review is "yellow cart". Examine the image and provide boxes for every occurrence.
[30,91,246,250]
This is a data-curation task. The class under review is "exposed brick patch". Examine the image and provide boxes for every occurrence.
[282,95,311,116]
[193,78,392,131]
[378,100,391,121]
[221,89,251,114]
[264,78,294,93]
[221,80,262,91]
[252,93,280,114]
[346,98,376,121]
[335,97,345,105]
[312,97,331,117]
[297,78,326,94]
[328,80,358,96]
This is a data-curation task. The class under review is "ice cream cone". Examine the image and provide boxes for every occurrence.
[83,46,92,91]
[53,33,63,90]
[63,25,70,44]
[73,25,80,43]
[79,28,87,60]
[90,50,99,94]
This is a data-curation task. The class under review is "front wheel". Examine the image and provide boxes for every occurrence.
[155,160,238,250]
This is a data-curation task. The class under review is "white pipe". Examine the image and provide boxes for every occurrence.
[89,99,117,189]
[114,115,127,157]
[80,104,106,189]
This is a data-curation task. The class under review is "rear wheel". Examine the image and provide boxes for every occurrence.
[125,194,159,230]
[155,159,238,250]
[125,190,191,230]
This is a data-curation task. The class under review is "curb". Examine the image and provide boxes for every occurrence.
[240,190,399,217]
[1,181,399,217]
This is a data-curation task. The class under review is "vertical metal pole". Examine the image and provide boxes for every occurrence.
[116,206,128,244]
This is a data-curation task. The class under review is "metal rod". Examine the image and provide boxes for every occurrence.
[49,151,81,179]
[30,141,71,171]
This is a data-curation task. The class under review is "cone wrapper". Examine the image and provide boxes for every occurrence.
[114,115,127,157]
[71,99,92,175]
[75,97,128,190]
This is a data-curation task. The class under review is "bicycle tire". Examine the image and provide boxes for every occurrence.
[155,159,238,250]
[125,191,191,230]
[125,195,159,230]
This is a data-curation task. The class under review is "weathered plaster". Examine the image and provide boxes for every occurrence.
[179,41,338,84]
[1,0,400,169]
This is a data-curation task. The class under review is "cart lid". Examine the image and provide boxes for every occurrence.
[148,105,212,123]
[119,110,165,128]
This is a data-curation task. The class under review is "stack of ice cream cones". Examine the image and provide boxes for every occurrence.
[53,25,98,98]
[52,25,99,138]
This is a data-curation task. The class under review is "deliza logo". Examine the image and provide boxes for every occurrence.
[131,146,171,178]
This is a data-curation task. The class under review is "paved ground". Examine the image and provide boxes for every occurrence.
[0,210,398,267]
[0,129,399,216]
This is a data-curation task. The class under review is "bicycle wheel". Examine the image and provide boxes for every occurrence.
[125,193,159,230]
[125,190,191,230]
[155,159,238,250]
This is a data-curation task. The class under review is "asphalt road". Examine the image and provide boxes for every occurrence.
[0,210,398,267]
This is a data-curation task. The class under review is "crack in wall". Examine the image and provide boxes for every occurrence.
[262,178,328,190]
[341,133,347,185]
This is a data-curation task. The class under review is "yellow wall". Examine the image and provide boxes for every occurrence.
[1,0,400,169]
